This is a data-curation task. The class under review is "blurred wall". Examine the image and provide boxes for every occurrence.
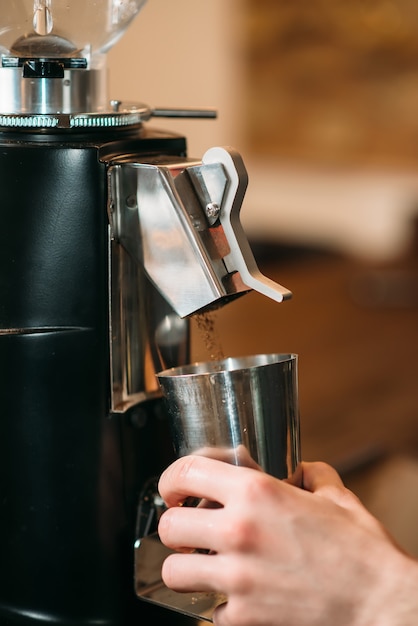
[243,0,418,167]
[107,0,244,158]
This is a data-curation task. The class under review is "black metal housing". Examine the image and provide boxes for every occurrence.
[0,126,195,625]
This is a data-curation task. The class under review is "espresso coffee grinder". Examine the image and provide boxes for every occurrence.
[0,2,291,625]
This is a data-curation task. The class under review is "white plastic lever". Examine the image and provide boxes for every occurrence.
[202,146,292,303]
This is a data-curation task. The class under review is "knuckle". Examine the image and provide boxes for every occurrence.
[322,483,359,508]
[219,472,279,552]
[223,517,259,551]
[241,469,277,502]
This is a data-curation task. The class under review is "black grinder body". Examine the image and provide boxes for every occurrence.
[0,126,193,625]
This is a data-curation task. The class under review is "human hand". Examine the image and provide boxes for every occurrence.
[158,456,418,626]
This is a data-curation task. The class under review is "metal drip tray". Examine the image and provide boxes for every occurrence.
[134,532,226,622]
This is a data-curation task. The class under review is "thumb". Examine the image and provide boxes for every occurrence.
[301,461,361,507]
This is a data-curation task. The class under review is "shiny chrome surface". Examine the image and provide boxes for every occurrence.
[0,76,217,126]
[0,64,108,116]
[108,234,189,413]
[157,353,301,478]
[109,147,291,319]
[135,532,226,623]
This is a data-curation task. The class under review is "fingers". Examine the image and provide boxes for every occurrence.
[161,550,221,593]
[159,505,220,553]
[301,461,365,511]
[301,461,345,493]
[158,455,250,508]
[159,457,352,512]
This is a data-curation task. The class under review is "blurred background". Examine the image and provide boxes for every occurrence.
[109,0,418,556]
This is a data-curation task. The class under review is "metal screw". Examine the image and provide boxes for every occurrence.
[205,202,220,219]
[110,99,121,112]
[126,194,137,210]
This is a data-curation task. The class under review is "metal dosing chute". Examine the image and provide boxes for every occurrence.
[110,146,292,319]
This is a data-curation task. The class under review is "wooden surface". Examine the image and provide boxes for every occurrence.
[243,0,418,168]
[191,245,418,470]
